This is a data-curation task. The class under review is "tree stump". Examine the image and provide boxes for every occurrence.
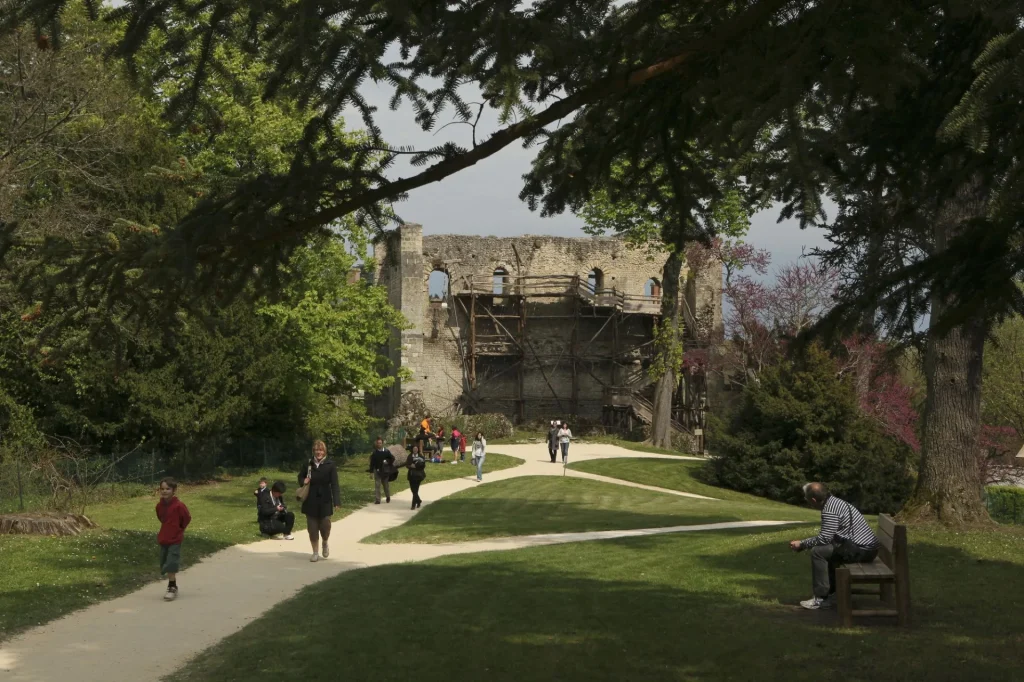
[0,512,97,536]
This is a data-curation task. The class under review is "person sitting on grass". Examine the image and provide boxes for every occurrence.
[156,477,191,602]
[789,482,880,610]
[258,481,295,540]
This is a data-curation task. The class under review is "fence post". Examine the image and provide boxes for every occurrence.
[16,457,25,511]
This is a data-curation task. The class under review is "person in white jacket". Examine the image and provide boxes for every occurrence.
[557,423,572,463]
[471,432,487,482]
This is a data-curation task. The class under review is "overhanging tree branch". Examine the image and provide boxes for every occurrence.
[213,0,791,252]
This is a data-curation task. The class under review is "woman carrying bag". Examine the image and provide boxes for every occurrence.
[471,432,487,482]
[406,444,427,509]
[296,440,340,562]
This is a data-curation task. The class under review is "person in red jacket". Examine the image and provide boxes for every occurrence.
[156,477,191,602]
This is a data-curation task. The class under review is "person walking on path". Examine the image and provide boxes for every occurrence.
[156,477,191,602]
[258,481,295,539]
[789,482,879,610]
[299,440,341,562]
[557,422,573,464]
[450,427,461,460]
[547,420,559,463]
[471,432,487,482]
[369,437,396,503]
[406,444,427,509]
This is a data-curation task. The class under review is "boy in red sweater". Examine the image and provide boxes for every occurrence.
[156,477,191,601]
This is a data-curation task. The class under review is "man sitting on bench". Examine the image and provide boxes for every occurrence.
[789,482,879,610]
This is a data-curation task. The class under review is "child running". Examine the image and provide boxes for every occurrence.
[156,477,191,601]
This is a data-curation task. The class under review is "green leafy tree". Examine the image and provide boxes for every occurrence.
[0,0,868,319]
[0,6,405,470]
[576,160,753,448]
[982,313,1024,438]
[707,343,915,514]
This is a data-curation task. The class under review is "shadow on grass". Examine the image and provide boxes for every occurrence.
[169,528,1024,682]
[0,529,235,642]
[369,495,815,544]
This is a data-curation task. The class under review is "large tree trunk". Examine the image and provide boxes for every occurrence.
[902,183,990,524]
[651,249,683,449]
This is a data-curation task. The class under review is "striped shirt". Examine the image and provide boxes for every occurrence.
[800,495,878,550]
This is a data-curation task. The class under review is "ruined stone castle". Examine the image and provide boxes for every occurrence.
[367,224,722,443]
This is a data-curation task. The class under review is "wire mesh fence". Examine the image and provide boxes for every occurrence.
[0,425,411,514]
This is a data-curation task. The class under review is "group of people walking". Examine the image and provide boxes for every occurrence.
[547,420,573,463]
[250,431,487,563]
[165,432,880,616]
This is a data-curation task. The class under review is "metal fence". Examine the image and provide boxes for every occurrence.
[0,426,410,514]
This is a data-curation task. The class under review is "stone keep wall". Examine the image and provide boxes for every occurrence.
[370,224,723,420]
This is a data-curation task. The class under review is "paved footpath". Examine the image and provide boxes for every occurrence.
[0,443,795,681]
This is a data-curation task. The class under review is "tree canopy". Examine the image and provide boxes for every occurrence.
[0,6,405,470]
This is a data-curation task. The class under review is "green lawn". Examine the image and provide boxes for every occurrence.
[570,457,773,503]
[579,436,696,456]
[363,476,818,544]
[167,523,1024,682]
[0,453,523,641]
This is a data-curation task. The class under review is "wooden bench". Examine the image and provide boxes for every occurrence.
[835,513,911,627]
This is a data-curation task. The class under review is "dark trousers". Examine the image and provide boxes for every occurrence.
[262,511,295,535]
[273,511,295,535]
[409,479,422,505]
[810,542,878,598]
[548,443,557,462]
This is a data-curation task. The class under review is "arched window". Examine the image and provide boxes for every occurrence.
[644,277,662,297]
[588,268,605,293]
[493,267,509,296]
[428,268,450,301]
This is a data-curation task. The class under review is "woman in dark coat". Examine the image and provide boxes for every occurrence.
[406,444,427,510]
[298,439,341,562]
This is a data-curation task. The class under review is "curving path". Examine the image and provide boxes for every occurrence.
[0,442,796,681]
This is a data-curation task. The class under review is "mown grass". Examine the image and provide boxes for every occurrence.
[363,475,818,544]
[166,523,1024,682]
[570,457,770,503]
[0,453,523,641]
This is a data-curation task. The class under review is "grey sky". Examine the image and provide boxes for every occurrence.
[357,80,832,284]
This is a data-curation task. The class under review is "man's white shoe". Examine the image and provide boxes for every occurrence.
[283,534,294,540]
[800,596,835,610]
[310,553,319,562]
[322,542,329,558]
[164,588,177,601]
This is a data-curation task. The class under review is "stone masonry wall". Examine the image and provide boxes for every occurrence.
[369,224,723,422]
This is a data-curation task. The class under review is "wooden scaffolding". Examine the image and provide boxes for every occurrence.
[445,273,708,440]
